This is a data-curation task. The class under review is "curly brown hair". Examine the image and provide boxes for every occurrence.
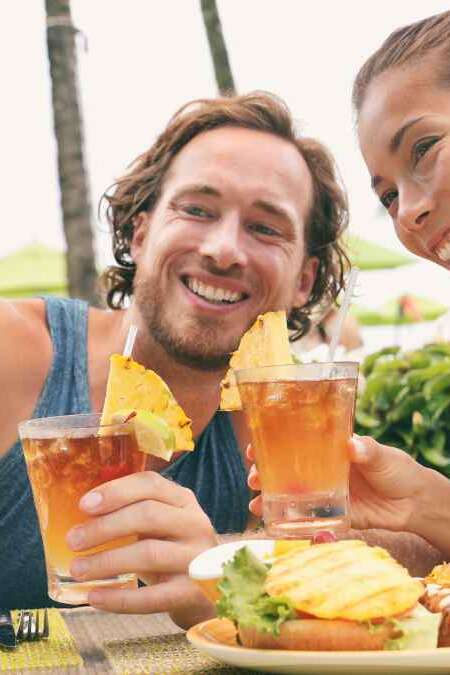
[353,11,450,113]
[100,91,350,339]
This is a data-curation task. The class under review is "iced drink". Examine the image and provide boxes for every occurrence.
[19,413,146,605]
[236,362,358,538]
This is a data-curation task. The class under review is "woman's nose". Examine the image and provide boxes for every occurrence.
[396,186,433,233]
[198,218,248,269]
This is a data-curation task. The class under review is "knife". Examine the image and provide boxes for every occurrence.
[0,610,16,649]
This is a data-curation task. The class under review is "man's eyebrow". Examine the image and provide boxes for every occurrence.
[371,116,427,191]
[171,184,221,199]
[252,199,295,224]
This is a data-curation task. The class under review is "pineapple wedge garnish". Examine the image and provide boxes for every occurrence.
[101,354,194,454]
[219,311,293,411]
[265,540,424,622]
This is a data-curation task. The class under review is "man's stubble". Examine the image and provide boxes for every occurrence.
[134,278,242,371]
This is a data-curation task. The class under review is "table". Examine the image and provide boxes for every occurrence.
[22,607,253,674]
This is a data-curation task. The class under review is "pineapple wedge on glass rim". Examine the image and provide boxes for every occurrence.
[101,354,194,460]
[219,311,294,411]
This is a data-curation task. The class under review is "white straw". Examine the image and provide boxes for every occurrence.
[327,267,359,361]
[123,324,138,358]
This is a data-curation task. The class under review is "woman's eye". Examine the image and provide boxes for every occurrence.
[380,189,398,210]
[412,137,439,165]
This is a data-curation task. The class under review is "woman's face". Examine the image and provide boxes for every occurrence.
[358,56,450,269]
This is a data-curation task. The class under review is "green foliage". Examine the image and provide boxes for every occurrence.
[356,343,450,476]
[351,296,447,326]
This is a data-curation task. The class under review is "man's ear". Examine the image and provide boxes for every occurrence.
[294,256,319,308]
[130,212,150,262]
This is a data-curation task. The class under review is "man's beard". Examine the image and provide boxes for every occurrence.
[134,279,241,371]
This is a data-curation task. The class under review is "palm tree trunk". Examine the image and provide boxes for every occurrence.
[45,0,99,304]
[200,0,236,95]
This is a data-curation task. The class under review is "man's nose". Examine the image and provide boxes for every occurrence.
[396,185,433,233]
[198,216,248,269]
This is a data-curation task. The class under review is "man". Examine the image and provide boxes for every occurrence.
[0,92,443,627]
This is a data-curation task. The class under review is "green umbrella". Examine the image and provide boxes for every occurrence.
[352,294,447,326]
[0,244,67,297]
[346,234,413,270]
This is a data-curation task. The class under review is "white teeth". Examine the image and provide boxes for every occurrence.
[436,240,450,261]
[185,277,244,303]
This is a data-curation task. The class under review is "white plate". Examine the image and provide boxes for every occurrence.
[187,618,450,674]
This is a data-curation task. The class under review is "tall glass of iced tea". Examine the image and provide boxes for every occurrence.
[19,413,146,605]
[235,362,358,538]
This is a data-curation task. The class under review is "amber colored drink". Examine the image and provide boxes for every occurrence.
[19,414,146,605]
[236,363,358,538]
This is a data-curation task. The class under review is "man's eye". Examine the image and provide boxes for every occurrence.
[412,137,440,165]
[183,205,210,218]
[380,189,398,210]
[249,222,278,236]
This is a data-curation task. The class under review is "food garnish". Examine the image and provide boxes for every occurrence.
[101,354,194,459]
[220,311,293,411]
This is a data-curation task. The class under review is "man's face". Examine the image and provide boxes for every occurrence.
[132,126,317,370]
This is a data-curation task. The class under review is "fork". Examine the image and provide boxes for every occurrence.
[17,609,50,642]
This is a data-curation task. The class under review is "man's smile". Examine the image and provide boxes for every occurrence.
[181,275,249,306]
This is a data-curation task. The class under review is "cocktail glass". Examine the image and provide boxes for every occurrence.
[235,362,359,538]
[19,413,146,605]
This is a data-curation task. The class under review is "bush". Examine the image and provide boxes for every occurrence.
[355,343,450,477]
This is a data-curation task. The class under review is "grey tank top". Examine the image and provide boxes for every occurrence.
[0,297,249,609]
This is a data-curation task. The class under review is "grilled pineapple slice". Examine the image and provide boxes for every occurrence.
[265,540,424,621]
[273,540,311,559]
[219,311,293,411]
[425,563,450,587]
[101,355,194,452]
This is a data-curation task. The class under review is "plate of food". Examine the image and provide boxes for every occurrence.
[187,538,450,674]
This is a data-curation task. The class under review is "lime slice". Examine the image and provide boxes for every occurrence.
[111,409,176,461]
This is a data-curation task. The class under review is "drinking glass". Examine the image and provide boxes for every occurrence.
[235,362,359,538]
[19,413,146,605]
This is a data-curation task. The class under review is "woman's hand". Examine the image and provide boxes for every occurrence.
[247,436,429,533]
[346,434,428,530]
[67,471,218,627]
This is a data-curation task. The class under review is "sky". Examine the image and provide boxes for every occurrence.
[2,0,450,317]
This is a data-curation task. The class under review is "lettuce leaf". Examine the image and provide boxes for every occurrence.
[384,604,441,651]
[216,546,295,636]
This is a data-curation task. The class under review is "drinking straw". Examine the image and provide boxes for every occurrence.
[327,267,359,361]
[123,324,138,358]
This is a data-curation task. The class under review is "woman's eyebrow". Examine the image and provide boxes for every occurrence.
[371,175,382,191]
[371,116,427,192]
[389,116,426,153]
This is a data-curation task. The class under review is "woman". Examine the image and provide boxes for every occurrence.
[250,11,450,558]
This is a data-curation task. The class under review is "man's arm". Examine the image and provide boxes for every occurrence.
[407,466,450,561]
[344,529,444,578]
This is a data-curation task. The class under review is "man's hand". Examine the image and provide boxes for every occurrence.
[67,471,218,627]
[247,436,428,532]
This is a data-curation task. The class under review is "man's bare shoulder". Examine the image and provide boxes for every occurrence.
[0,298,50,353]
[0,298,53,456]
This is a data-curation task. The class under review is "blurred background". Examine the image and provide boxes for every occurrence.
[2,0,450,354]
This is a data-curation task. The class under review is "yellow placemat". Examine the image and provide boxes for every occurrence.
[104,633,240,674]
[0,609,83,671]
